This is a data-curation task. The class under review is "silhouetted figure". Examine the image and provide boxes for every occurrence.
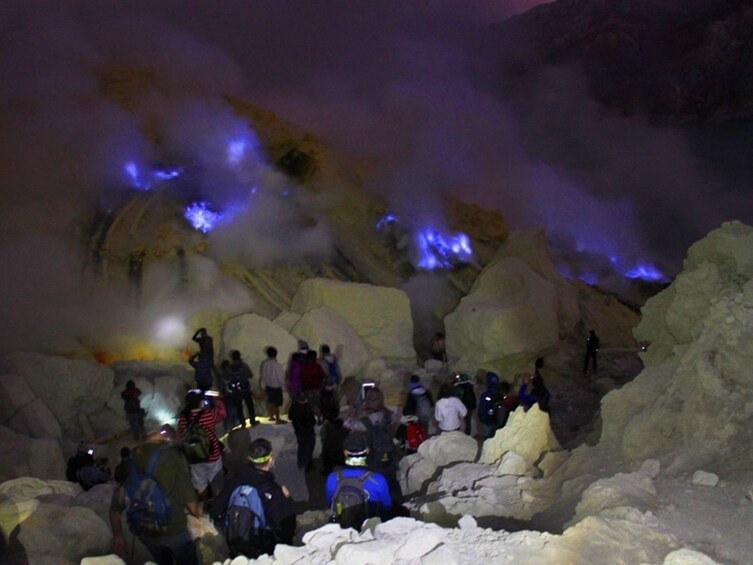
[453,373,477,436]
[176,245,189,291]
[584,330,600,374]
[226,350,258,426]
[518,373,551,413]
[289,392,316,472]
[430,332,447,363]
[192,328,215,365]
[121,379,146,441]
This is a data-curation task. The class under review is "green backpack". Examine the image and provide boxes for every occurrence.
[182,410,211,463]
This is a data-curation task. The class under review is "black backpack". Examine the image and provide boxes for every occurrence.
[361,413,398,473]
[224,484,273,558]
[124,449,172,536]
[181,410,212,463]
[330,470,372,529]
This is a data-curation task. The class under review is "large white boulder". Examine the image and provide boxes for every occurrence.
[291,278,415,361]
[400,432,478,496]
[0,426,65,482]
[0,373,36,422]
[595,222,753,473]
[222,313,298,375]
[290,306,370,377]
[0,353,113,434]
[6,398,62,439]
[15,502,112,563]
[479,404,560,467]
[566,470,658,528]
[444,257,558,373]
[497,230,581,337]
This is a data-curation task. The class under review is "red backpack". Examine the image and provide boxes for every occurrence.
[405,421,427,452]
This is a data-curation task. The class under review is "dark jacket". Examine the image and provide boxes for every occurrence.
[403,383,434,420]
[209,465,296,551]
[289,399,316,436]
[478,372,500,425]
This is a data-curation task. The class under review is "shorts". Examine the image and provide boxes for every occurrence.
[189,457,223,491]
[265,386,283,407]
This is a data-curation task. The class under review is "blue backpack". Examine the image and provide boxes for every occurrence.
[124,449,172,536]
[325,357,341,386]
[224,484,273,557]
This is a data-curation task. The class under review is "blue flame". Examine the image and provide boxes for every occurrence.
[376,214,398,231]
[624,263,665,282]
[153,165,181,180]
[124,161,182,190]
[184,202,223,233]
[416,228,473,270]
[124,161,151,190]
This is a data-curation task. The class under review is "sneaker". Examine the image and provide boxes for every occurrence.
[276,419,287,425]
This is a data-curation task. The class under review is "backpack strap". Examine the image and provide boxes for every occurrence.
[145,447,162,476]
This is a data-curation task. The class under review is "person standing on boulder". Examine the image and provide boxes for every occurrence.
[584,330,600,374]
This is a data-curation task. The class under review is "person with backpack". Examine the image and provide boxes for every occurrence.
[400,415,428,454]
[325,432,392,529]
[226,350,259,426]
[209,438,295,559]
[260,346,286,424]
[220,359,244,431]
[318,344,342,422]
[453,373,477,436]
[478,371,501,439]
[110,428,201,564]
[177,389,226,510]
[434,383,468,433]
[402,374,434,435]
[121,380,146,441]
[346,386,403,505]
[77,455,112,491]
[518,373,551,413]
[495,381,519,428]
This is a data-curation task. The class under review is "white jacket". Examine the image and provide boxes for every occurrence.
[260,358,286,389]
[435,396,468,432]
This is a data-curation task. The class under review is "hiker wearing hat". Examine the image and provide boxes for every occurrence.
[325,431,392,527]
[209,438,295,557]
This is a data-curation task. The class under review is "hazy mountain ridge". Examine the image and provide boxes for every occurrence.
[494,0,753,122]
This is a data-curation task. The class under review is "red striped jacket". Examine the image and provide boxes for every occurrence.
[177,398,226,462]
